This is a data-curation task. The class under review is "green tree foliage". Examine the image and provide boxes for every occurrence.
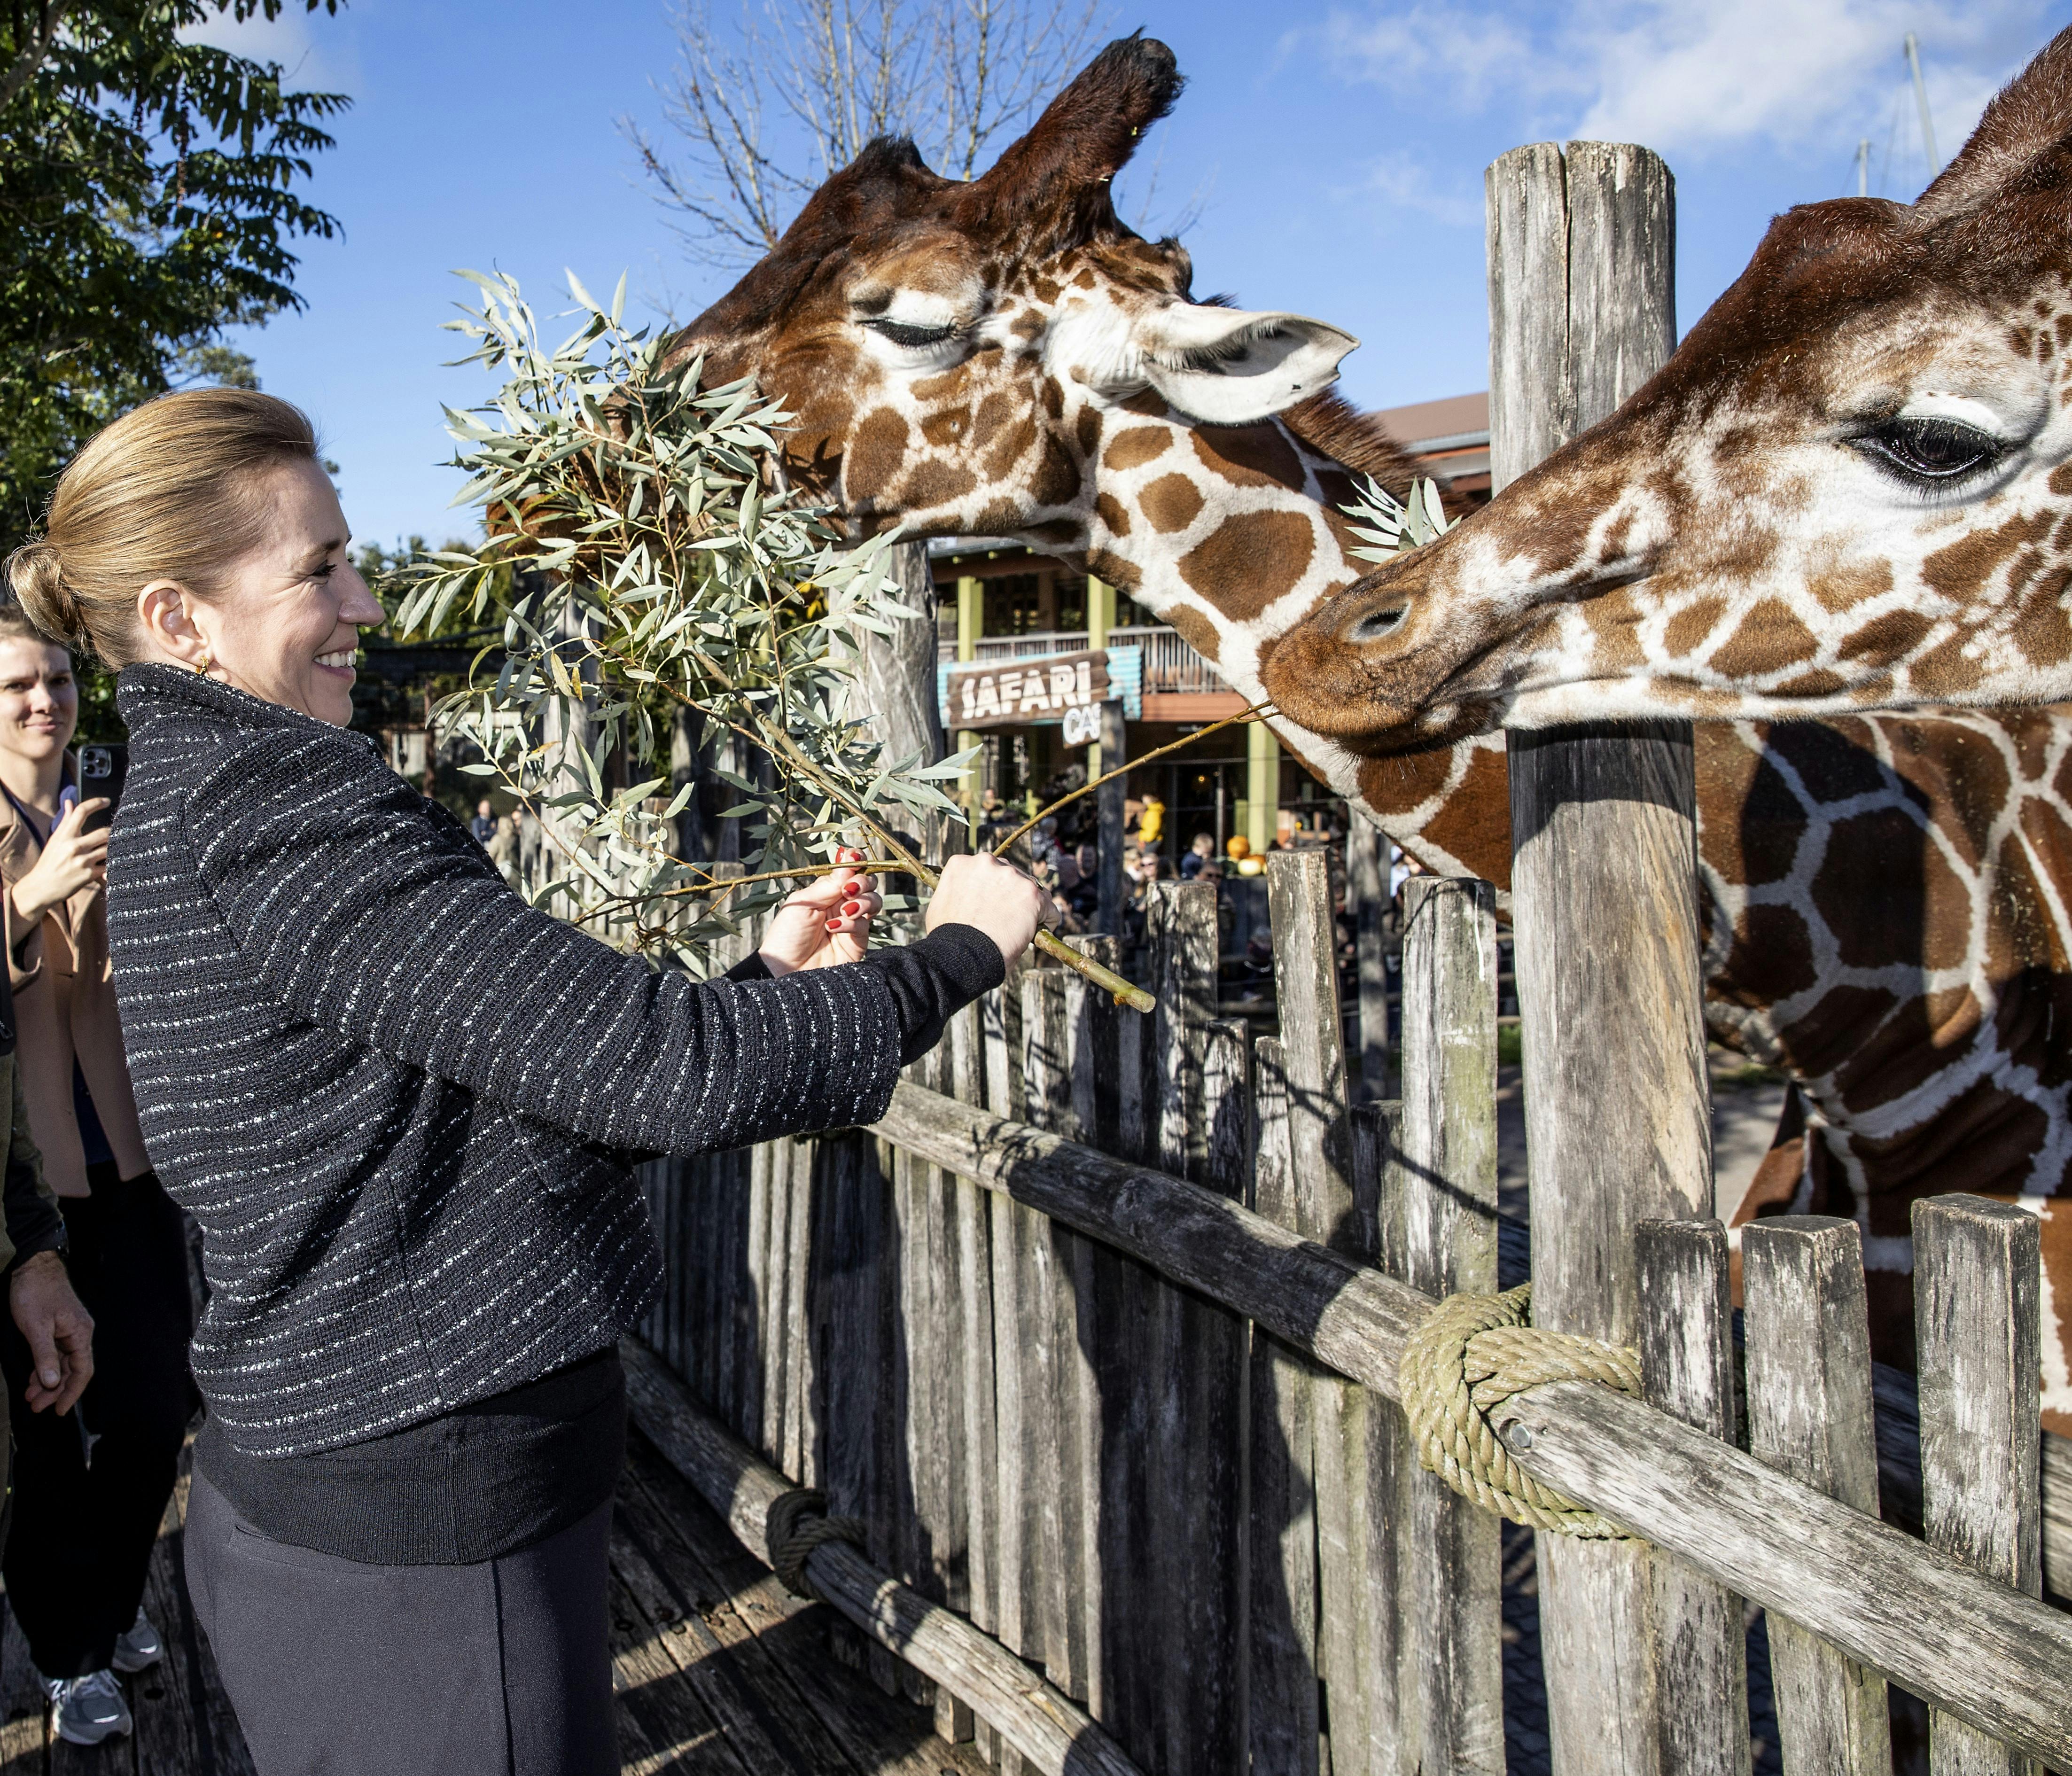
[0,0,349,550]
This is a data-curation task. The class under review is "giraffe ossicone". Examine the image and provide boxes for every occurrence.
[1265,23,2072,747]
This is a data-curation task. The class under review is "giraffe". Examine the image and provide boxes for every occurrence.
[1263,23,2072,749]
[666,31,2072,1431]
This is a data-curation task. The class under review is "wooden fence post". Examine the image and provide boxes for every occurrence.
[1489,137,1705,1776]
[1636,1219,1751,1776]
[1397,875,1505,1775]
[1347,810,1393,1103]
[1742,1217,1891,1776]
[1913,1195,2042,1776]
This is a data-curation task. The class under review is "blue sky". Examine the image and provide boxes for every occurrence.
[197,0,2067,551]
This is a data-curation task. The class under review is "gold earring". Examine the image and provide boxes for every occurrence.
[195,653,212,678]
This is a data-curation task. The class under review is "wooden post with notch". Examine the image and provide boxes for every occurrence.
[1489,137,1709,1776]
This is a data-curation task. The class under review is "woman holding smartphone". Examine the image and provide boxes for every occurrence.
[0,606,193,1747]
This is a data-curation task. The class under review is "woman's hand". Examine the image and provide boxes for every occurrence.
[926,852,1048,966]
[758,850,883,975]
[10,798,109,929]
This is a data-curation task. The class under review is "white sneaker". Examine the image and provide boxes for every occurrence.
[112,1609,163,1674]
[43,1668,132,1746]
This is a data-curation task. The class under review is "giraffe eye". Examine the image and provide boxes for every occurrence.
[862,318,957,350]
[1855,417,2007,486]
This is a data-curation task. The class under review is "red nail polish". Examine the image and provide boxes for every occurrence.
[826,917,843,930]
[843,900,861,916]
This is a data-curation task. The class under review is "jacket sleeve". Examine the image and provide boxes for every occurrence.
[1,1060,62,1269]
[182,728,903,1156]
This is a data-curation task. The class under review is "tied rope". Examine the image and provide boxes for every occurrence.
[1399,1282,1642,1538]
[765,1488,868,1601]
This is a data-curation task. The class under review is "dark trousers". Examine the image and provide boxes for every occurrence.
[0,1167,195,1677]
[186,1471,617,1776]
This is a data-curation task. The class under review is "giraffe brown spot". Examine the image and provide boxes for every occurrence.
[1588,586,1646,670]
[1030,276,1062,304]
[970,499,1021,536]
[1807,559,1893,615]
[969,392,1015,452]
[1663,596,1728,660]
[1191,424,1304,491]
[1813,809,1938,971]
[1012,312,1044,342]
[1075,404,1100,455]
[911,371,965,403]
[1692,728,1805,888]
[1070,269,1097,290]
[1772,981,1898,1082]
[1711,904,1819,1008]
[2055,313,2072,348]
[920,410,967,449]
[1772,668,1846,698]
[1085,549,1143,592]
[1178,511,1315,617]
[1354,743,1462,819]
[1095,493,1130,537]
[1706,600,1817,681]
[1140,474,1204,533]
[1160,603,1223,665]
[843,408,910,504]
[1042,379,1065,420]
[1414,742,1515,888]
[1836,607,1933,662]
[1103,428,1171,471]
[983,414,1039,481]
[1027,519,1079,544]
[2012,566,2072,666]
[1031,434,1081,507]
[1907,630,1985,696]
[1120,390,1175,419]
[2051,460,2072,498]
[1922,509,2055,603]
[899,460,978,509]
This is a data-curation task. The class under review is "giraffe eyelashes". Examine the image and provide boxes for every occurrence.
[861,318,959,350]
[1852,417,2010,489]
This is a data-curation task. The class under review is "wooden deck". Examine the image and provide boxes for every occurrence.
[0,1427,988,1776]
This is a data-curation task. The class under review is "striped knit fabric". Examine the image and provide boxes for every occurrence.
[109,664,900,1458]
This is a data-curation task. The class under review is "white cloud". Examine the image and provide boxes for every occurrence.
[178,6,352,94]
[1309,0,2057,177]
[1358,151,1484,226]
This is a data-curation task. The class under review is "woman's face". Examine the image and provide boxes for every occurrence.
[193,458,385,727]
[0,639,78,762]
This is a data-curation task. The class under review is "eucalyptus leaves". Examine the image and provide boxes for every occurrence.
[384,270,972,973]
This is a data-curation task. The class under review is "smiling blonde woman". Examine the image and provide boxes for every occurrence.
[6,387,1047,1776]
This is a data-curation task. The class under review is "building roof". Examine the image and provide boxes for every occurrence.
[1371,391,1489,452]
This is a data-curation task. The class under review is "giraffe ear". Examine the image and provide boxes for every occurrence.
[1917,24,2072,220]
[1134,305,1358,425]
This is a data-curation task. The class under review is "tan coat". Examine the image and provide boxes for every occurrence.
[0,775,149,1196]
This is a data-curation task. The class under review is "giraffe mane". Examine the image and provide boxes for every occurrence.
[1281,391,1421,498]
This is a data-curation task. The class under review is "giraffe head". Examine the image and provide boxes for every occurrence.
[1266,26,2072,752]
[666,35,1361,559]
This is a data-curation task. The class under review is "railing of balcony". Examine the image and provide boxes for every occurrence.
[936,624,1230,697]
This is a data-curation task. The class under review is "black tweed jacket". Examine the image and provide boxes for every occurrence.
[109,664,902,1457]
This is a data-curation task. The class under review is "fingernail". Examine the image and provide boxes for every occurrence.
[40,1369,56,1387]
[826,918,843,930]
[843,900,861,916]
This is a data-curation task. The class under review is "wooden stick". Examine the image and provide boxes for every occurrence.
[620,1339,1144,1776]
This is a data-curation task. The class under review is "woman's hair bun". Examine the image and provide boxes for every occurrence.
[4,540,86,648]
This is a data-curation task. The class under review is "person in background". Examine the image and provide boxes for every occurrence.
[1179,832,1215,881]
[1137,792,1164,851]
[469,795,497,847]
[0,607,174,1746]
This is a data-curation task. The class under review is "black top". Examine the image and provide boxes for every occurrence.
[195,928,1007,1563]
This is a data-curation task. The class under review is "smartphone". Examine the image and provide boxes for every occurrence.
[76,744,127,833]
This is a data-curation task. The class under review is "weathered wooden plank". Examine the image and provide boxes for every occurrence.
[1396,875,1504,1776]
[1490,135,1692,1776]
[1248,1034,1320,1776]
[1914,1196,2042,1776]
[875,1082,2072,1773]
[1348,811,1392,1104]
[1742,1217,1891,1776]
[1635,1219,1751,1776]
[950,1001,998,1643]
[622,1339,1145,1776]
[607,1563,749,1775]
[783,1136,817,1487]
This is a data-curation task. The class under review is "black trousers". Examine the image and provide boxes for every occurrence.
[0,1167,195,1677]
[185,1472,617,1776]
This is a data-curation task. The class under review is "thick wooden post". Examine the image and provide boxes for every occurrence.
[1097,699,1127,936]
[1489,138,1704,1776]
[1913,1196,2042,1776]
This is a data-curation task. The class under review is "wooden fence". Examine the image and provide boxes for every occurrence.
[622,133,2072,1776]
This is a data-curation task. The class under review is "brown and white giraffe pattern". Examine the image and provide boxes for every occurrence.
[1266,26,2072,748]
[670,32,2072,1433]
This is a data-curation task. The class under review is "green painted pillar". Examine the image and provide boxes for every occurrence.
[1085,576,1115,779]
[956,575,982,833]
[1246,718,1279,855]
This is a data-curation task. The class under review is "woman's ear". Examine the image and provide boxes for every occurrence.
[136,581,213,671]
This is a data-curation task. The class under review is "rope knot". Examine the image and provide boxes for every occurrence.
[764,1488,868,1600]
[1398,1282,1642,1538]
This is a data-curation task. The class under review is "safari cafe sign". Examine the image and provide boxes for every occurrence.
[938,645,1144,736]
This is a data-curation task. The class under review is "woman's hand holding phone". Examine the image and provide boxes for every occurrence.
[11,797,110,928]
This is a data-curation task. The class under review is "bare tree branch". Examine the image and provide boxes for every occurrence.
[624,0,1107,273]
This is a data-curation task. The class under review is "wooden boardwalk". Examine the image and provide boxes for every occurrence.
[0,1427,986,1776]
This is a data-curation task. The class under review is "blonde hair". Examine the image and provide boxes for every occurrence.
[4,389,318,666]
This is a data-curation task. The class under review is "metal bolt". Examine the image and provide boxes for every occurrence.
[1503,1419,1535,1451]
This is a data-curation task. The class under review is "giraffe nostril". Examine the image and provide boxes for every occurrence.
[1348,601,1409,645]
